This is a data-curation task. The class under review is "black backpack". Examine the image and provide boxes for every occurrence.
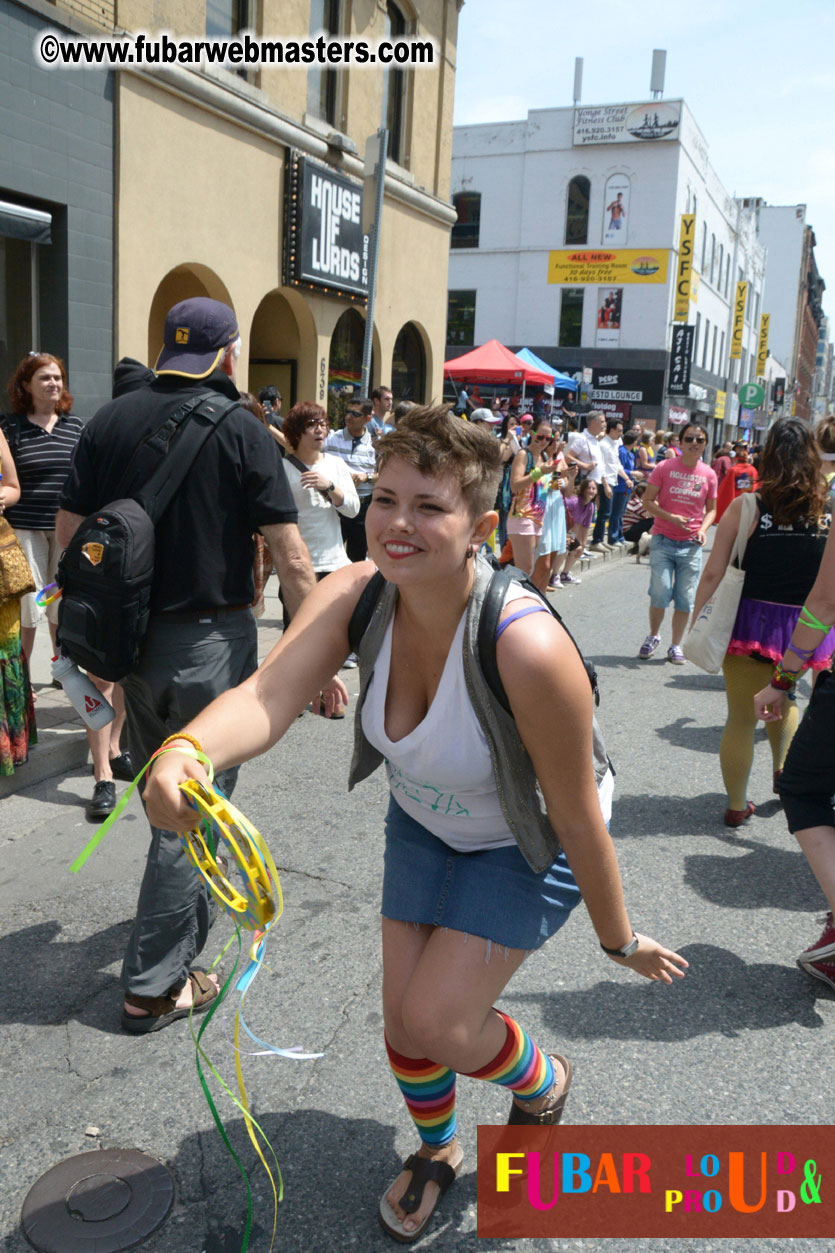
[57,390,239,681]
[348,560,600,711]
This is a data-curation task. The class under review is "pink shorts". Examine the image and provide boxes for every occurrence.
[506,517,543,537]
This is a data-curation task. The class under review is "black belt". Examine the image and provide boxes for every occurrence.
[153,605,251,624]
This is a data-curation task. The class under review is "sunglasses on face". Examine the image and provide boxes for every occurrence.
[682,435,706,444]
[306,418,329,429]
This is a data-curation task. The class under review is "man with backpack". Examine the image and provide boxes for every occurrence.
[55,297,329,1032]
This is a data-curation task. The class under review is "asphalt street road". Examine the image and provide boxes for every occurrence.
[1,555,832,1253]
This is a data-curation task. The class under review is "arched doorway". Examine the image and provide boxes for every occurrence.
[391,321,427,402]
[147,264,233,368]
[249,288,314,410]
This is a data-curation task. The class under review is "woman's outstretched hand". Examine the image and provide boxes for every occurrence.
[145,747,210,832]
[607,933,689,984]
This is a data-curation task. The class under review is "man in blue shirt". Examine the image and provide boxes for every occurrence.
[367,385,395,440]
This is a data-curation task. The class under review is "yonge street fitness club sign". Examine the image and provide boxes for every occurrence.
[285,152,369,298]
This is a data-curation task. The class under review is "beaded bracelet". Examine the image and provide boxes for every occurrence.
[160,731,205,755]
[798,605,830,633]
[771,661,801,692]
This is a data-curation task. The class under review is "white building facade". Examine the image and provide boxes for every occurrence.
[448,99,766,435]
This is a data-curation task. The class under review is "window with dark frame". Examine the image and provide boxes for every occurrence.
[564,177,590,245]
[446,290,476,347]
[558,288,583,348]
[451,192,481,249]
[307,0,342,126]
[384,1,408,165]
[0,235,32,385]
[206,0,254,77]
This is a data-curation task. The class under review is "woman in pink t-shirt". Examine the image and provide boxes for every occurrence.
[638,423,718,664]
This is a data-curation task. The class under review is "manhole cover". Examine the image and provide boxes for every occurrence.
[21,1149,174,1253]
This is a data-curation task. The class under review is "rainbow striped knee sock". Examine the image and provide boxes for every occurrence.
[385,1036,457,1147]
[464,1009,555,1099]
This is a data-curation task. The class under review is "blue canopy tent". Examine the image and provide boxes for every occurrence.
[516,348,578,392]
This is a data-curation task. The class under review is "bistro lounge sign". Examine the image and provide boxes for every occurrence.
[284,151,369,299]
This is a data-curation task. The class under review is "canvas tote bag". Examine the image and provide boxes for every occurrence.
[682,492,757,674]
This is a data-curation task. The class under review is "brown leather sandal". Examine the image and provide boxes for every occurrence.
[507,1053,573,1125]
[378,1144,464,1243]
[121,970,219,1034]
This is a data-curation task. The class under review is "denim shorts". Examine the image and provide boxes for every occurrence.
[381,796,582,951]
[648,533,703,612]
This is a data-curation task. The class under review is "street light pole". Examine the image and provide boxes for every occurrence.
[361,126,388,397]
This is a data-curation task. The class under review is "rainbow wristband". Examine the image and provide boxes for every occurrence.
[771,662,800,692]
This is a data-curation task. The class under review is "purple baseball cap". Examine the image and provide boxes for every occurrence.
[155,297,239,378]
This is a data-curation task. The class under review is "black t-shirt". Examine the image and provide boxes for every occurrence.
[59,372,298,612]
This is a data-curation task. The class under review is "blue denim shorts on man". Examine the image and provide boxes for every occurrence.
[381,796,581,952]
[648,533,703,612]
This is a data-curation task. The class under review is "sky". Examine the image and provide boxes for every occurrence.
[452,0,833,316]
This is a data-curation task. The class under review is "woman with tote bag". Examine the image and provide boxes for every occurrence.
[690,420,835,828]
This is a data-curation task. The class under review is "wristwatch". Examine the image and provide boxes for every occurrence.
[600,932,639,958]
[325,481,335,494]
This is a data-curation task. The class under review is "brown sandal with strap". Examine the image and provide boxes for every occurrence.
[121,970,219,1035]
[378,1144,464,1243]
[507,1053,573,1125]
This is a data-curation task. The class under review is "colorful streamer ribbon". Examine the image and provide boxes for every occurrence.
[70,746,322,1252]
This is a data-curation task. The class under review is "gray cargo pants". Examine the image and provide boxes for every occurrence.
[119,610,257,998]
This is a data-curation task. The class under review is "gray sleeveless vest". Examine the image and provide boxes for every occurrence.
[347,555,611,873]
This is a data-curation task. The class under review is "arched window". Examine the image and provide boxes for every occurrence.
[392,322,426,401]
[565,177,590,245]
[329,308,372,394]
[451,191,481,249]
[384,1,409,165]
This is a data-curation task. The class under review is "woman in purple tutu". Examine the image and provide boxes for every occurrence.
[691,419,835,828]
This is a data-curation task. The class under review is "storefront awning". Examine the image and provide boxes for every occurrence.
[0,199,52,244]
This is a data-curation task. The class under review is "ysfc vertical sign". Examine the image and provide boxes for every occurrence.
[673,214,695,322]
[284,152,370,298]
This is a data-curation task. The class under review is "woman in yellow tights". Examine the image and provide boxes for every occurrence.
[691,419,835,828]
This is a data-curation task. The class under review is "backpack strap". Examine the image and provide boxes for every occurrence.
[348,570,385,655]
[346,562,600,712]
[117,392,241,523]
[478,566,600,710]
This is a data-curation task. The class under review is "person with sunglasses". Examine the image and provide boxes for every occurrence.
[638,422,717,665]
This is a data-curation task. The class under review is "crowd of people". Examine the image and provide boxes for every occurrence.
[4,298,835,1244]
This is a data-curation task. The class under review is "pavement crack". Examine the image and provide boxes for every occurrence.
[297,969,380,1101]
[274,863,355,892]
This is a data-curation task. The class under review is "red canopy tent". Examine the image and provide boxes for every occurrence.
[444,339,552,387]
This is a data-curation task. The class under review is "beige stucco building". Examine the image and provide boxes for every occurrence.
[60,0,461,405]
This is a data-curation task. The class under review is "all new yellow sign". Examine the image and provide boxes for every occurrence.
[547,248,670,285]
